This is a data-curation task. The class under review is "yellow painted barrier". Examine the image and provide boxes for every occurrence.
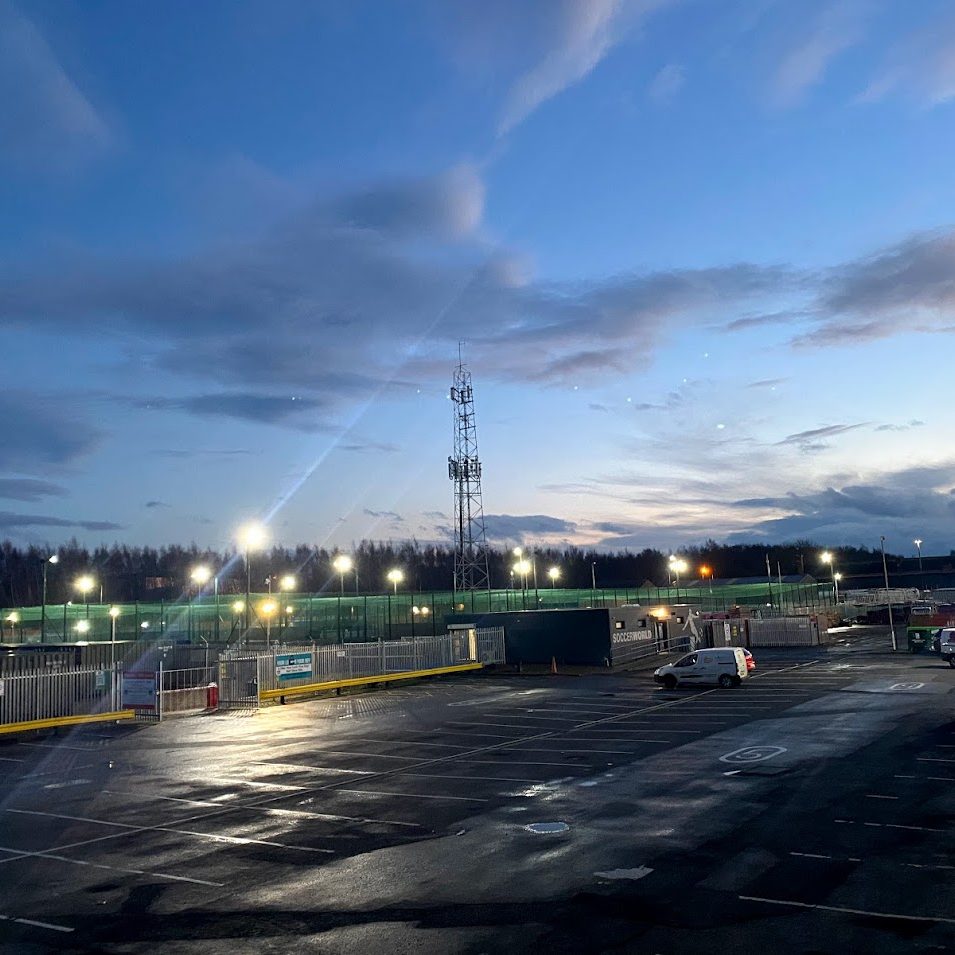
[0,710,136,736]
[260,661,484,702]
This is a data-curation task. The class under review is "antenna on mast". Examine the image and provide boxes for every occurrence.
[448,347,489,593]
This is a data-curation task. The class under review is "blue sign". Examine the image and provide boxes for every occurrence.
[275,652,312,682]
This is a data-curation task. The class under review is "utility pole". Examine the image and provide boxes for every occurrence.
[881,536,897,652]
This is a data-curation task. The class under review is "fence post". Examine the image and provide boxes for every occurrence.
[157,661,163,722]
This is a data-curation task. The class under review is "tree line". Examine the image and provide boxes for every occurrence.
[0,537,903,608]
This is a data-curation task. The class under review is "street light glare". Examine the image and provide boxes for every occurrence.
[231,600,245,613]
[333,554,353,574]
[386,568,404,584]
[514,559,532,576]
[190,565,212,585]
[548,566,560,580]
[260,600,277,615]
[512,546,523,558]
[48,554,59,565]
[834,572,843,581]
[279,574,297,591]
[75,574,95,594]
[75,619,90,634]
[238,522,267,551]
[108,606,120,618]
[914,538,922,547]
[821,551,833,563]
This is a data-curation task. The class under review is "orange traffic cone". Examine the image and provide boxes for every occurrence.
[550,656,558,675]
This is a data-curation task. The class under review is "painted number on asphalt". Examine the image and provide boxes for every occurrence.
[720,745,787,764]
[889,682,924,690]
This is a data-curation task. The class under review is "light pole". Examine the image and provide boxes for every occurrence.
[333,554,353,594]
[260,599,277,649]
[548,566,560,588]
[387,568,404,595]
[190,565,212,642]
[820,551,837,604]
[108,606,120,669]
[699,564,713,595]
[669,557,687,599]
[41,553,58,641]
[6,613,19,644]
[238,523,267,632]
[513,559,531,609]
[914,538,924,591]
[881,535,897,651]
[75,574,96,619]
[279,576,296,639]
[833,572,842,604]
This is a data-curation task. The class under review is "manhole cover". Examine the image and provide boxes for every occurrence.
[524,822,570,834]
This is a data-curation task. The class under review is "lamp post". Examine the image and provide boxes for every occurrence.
[833,572,842,604]
[914,538,924,591]
[260,599,277,649]
[513,559,531,609]
[6,613,19,644]
[279,576,296,639]
[699,564,713,595]
[881,535,897,651]
[548,566,560,588]
[238,523,267,632]
[669,557,687,600]
[41,553,58,641]
[386,569,403,640]
[75,574,96,619]
[820,551,837,604]
[108,606,120,669]
[190,565,212,642]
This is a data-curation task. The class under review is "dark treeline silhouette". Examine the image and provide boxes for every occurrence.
[0,537,903,608]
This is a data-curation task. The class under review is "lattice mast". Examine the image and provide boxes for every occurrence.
[448,352,490,592]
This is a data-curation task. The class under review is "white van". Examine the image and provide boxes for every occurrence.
[654,647,749,689]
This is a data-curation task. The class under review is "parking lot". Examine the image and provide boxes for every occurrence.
[0,630,953,953]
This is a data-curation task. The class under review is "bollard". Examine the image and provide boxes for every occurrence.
[206,683,219,710]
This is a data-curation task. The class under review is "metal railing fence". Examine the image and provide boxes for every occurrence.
[158,665,218,717]
[0,664,122,725]
[221,628,506,702]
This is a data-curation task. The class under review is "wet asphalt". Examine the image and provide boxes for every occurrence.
[0,628,953,953]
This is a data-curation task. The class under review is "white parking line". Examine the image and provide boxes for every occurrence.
[506,746,633,755]
[396,771,562,783]
[918,757,955,764]
[864,794,899,800]
[5,808,336,854]
[0,913,73,933]
[739,895,955,926]
[334,788,488,802]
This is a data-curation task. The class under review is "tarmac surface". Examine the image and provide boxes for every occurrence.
[0,627,953,953]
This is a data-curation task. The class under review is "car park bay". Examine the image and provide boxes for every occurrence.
[0,631,952,953]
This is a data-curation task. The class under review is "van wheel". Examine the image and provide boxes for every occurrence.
[718,674,734,688]
[663,675,677,690]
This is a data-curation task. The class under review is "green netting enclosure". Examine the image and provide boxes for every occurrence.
[1,580,828,646]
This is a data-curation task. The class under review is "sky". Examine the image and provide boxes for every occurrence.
[2,0,955,558]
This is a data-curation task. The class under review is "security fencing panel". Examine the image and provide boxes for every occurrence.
[746,617,820,647]
[0,664,122,726]
[158,666,218,718]
[217,654,260,709]
[475,627,506,664]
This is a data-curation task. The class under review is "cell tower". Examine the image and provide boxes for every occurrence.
[448,350,490,592]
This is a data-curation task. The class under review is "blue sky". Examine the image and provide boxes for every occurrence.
[2,0,955,556]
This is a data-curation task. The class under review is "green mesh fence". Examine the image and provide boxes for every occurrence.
[0,581,826,646]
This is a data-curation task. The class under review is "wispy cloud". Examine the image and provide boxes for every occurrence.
[0,0,112,171]
[776,422,868,450]
[498,0,674,135]
[771,1,863,107]
[0,511,122,532]
[483,513,578,543]
[858,11,955,106]
[0,478,68,502]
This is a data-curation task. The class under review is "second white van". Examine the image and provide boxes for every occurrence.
[654,647,749,689]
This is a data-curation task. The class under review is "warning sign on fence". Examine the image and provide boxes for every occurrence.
[276,653,312,682]
[121,672,157,710]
